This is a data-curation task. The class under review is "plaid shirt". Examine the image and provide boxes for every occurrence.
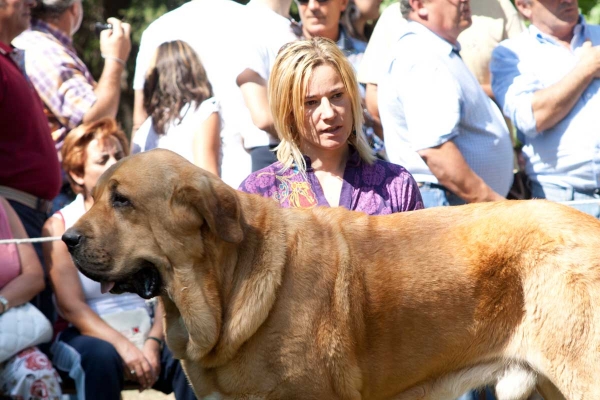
[13,20,97,148]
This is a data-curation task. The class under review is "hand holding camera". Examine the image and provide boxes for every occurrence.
[99,17,132,67]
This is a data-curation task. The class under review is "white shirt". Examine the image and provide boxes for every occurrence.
[133,0,251,188]
[357,3,406,85]
[132,98,219,164]
[357,0,524,86]
[234,0,299,149]
[378,22,514,196]
[491,19,600,190]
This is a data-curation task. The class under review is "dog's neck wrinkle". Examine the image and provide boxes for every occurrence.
[199,194,288,368]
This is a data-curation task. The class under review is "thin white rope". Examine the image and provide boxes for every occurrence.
[0,236,62,245]
[1,200,599,245]
[558,199,600,206]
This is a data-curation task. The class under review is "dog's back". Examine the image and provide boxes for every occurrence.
[270,199,600,399]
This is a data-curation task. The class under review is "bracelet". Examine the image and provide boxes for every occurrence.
[101,54,126,67]
[145,336,164,349]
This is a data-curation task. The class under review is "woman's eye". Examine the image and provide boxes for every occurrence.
[305,100,318,106]
[332,92,343,99]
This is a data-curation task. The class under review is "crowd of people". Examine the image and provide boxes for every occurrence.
[0,0,599,398]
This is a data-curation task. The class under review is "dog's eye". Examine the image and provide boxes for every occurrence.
[112,192,132,208]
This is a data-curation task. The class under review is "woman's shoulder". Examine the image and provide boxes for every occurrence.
[354,159,423,212]
[238,162,291,195]
[356,158,415,182]
[194,97,220,118]
[51,195,86,230]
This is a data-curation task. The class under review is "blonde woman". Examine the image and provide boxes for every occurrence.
[239,37,423,214]
[132,40,221,176]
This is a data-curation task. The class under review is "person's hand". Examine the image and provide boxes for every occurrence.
[576,41,600,78]
[116,339,156,391]
[141,338,162,388]
[99,17,132,65]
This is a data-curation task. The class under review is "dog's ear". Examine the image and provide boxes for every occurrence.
[174,174,243,244]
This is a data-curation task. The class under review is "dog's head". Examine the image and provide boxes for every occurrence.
[63,149,244,300]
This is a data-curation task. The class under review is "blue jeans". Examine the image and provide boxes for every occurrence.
[457,387,496,400]
[530,181,600,218]
[54,327,197,400]
[418,182,466,208]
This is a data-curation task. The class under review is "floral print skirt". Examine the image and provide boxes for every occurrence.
[0,347,62,399]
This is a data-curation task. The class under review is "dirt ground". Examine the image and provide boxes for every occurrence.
[121,390,175,400]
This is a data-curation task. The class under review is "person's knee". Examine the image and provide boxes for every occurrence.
[77,337,122,375]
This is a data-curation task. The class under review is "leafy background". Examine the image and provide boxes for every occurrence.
[74,0,600,135]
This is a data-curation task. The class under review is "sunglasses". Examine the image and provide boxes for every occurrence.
[296,0,330,4]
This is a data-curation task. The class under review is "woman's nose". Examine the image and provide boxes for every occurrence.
[319,98,336,120]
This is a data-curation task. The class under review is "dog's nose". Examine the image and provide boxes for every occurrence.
[62,229,83,251]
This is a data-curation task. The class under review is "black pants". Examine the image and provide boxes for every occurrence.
[249,145,278,172]
[56,327,196,400]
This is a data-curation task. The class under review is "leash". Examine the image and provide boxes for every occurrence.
[0,200,598,246]
[0,236,62,245]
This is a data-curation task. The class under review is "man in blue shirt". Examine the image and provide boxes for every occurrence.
[491,0,600,217]
[378,0,514,209]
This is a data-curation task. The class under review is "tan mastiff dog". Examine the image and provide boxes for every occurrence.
[63,149,599,400]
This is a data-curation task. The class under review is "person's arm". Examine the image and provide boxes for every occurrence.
[141,299,165,386]
[529,41,600,132]
[418,141,504,203]
[132,89,148,141]
[237,68,278,138]
[0,198,44,308]
[193,112,221,176]
[491,41,600,136]
[82,18,132,124]
[42,216,156,390]
[365,83,383,140]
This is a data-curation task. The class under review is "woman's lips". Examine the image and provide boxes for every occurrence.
[321,126,341,134]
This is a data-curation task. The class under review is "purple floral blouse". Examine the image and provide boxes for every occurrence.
[238,149,424,215]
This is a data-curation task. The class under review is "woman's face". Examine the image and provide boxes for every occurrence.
[76,136,125,197]
[300,63,353,155]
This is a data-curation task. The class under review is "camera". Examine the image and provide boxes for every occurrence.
[93,22,113,36]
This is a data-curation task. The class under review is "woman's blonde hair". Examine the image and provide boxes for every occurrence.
[268,37,375,172]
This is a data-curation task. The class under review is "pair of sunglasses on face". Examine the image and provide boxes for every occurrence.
[296,0,330,4]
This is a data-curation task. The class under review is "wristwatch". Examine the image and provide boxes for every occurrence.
[0,296,9,315]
